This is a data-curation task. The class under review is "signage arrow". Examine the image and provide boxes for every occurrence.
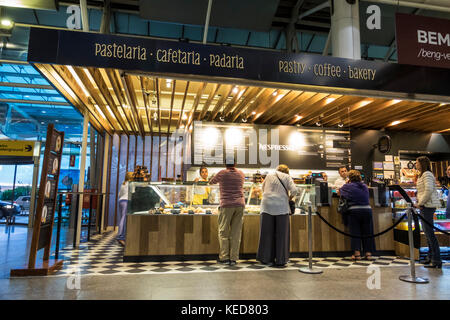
[25,145,32,152]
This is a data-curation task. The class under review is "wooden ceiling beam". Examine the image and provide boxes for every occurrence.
[375,103,441,129]
[321,99,379,126]
[140,76,153,135]
[155,77,162,134]
[35,63,104,134]
[288,95,359,126]
[121,74,145,137]
[354,101,428,128]
[105,68,138,135]
[187,82,207,128]
[246,89,279,123]
[256,91,296,122]
[209,85,233,121]
[167,79,176,134]
[51,64,113,134]
[223,86,249,118]
[84,66,129,132]
[198,83,220,121]
[343,100,409,127]
[392,106,450,130]
[275,92,327,124]
[177,81,190,129]
[230,87,265,122]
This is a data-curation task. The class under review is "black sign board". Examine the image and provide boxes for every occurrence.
[27,27,450,97]
[23,123,64,271]
[192,122,350,170]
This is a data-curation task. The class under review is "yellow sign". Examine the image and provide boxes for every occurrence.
[0,140,34,157]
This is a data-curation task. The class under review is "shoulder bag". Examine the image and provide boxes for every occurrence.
[275,173,296,215]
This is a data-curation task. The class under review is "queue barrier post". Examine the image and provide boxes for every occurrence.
[399,204,428,284]
[299,204,323,275]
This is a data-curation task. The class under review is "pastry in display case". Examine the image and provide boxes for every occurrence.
[127,181,319,215]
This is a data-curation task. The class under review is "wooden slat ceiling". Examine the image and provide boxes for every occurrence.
[34,64,450,135]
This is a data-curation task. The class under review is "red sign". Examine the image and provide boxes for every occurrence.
[396,13,450,69]
[70,155,75,167]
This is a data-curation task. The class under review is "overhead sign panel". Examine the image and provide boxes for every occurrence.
[396,13,450,69]
[27,27,450,97]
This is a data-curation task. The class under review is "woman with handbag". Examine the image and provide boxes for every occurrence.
[339,170,376,261]
[414,156,442,268]
[256,164,297,267]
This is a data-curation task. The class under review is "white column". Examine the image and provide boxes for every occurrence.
[76,112,89,246]
[331,0,361,59]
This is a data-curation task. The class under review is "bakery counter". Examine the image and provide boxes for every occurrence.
[123,195,395,262]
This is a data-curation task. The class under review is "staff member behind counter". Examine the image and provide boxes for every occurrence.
[192,166,211,205]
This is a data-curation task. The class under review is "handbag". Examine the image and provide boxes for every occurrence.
[275,173,295,215]
[337,196,349,226]
[337,196,349,214]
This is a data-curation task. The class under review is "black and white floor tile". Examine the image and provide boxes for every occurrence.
[46,232,448,277]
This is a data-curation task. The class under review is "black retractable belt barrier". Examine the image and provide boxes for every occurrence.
[315,211,407,239]
[298,204,323,274]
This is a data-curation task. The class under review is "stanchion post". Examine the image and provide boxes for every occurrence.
[55,193,63,260]
[88,194,93,241]
[73,193,79,248]
[399,204,428,284]
[299,204,323,274]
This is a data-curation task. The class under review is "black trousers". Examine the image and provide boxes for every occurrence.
[256,213,290,265]
[421,207,441,263]
[348,209,376,254]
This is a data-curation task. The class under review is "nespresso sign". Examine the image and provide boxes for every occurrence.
[28,27,450,96]
[396,13,450,69]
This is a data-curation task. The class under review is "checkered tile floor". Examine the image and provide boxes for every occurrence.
[47,232,448,277]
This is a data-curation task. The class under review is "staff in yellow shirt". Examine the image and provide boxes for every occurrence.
[193,166,211,205]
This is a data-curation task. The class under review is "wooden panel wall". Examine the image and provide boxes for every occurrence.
[124,198,394,259]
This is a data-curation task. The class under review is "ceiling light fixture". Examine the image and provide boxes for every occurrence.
[390,120,401,126]
[272,91,278,96]
[1,19,12,27]
[326,97,336,104]
[182,112,187,120]
[232,86,238,94]
[392,99,402,104]
[153,111,158,121]
[252,111,256,115]
[219,113,225,122]
[295,115,303,121]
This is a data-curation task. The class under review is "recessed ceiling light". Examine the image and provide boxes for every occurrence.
[1,19,13,27]
[392,99,402,104]
[232,87,238,94]
[390,120,401,126]
[326,98,336,104]
[252,111,256,115]
[295,115,303,121]
[272,91,278,96]
[182,113,187,120]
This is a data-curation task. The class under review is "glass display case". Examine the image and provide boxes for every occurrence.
[389,185,450,232]
[127,181,317,215]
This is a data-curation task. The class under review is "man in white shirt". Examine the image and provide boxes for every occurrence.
[334,166,349,191]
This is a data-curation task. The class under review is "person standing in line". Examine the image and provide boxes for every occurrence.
[209,159,245,266]
[257,165,297,267]
[339,170,376,261]
[116,172,134,246]
[415,156,442,268]
[334,165,349,193]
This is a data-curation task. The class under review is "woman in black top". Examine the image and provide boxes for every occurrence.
[340,170,376,261]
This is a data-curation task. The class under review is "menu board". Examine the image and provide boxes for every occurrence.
[192,122,350,170]
[28,123,64,263]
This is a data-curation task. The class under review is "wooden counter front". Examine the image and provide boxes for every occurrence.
[124,197,394,261]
